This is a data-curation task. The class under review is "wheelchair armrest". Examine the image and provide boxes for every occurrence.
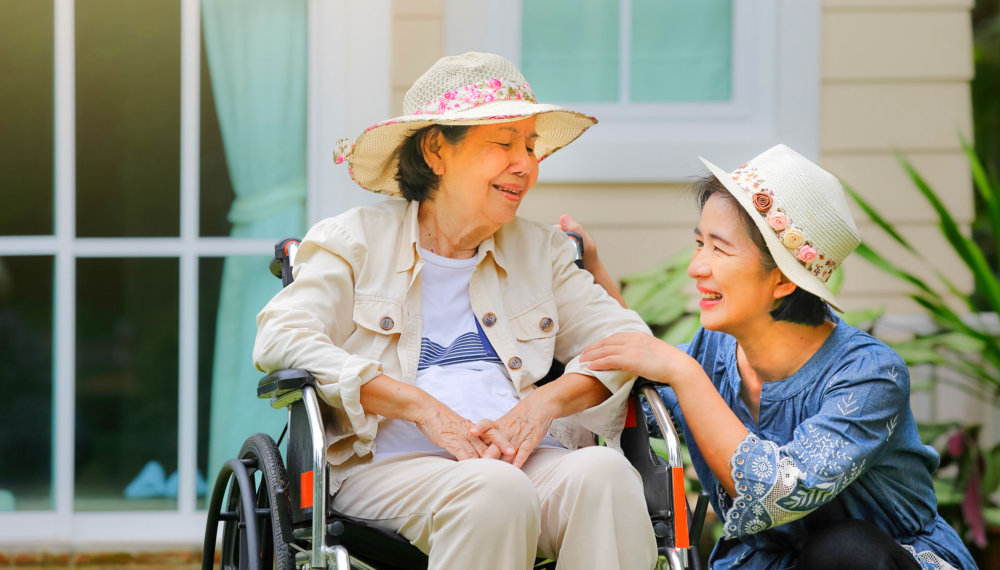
[257,368,315,408]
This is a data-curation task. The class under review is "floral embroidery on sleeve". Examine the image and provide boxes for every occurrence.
[722,431,868,538]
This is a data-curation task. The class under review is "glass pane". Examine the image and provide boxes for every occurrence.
[0,0,54,236]
[75,0,180,238]
[199,34,235,238]
[196,256,223,507]
[198,255,287,508]
[75,257,178,511]
[631,0,732,102]
[0,256,54,511]
[521,0,619,103]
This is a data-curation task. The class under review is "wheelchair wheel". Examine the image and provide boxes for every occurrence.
[219,433,295,570]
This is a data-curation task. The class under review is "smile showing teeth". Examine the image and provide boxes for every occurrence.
[494,185,521,196]
[701,292,722,301]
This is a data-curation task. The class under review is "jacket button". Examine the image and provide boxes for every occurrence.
[379,316,394,331]
[508,356,522,370]
[482,313,497,327]
[539,317,554,332]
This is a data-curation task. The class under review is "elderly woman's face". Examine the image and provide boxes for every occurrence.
[687,194,786,336]
[434,117,539,226]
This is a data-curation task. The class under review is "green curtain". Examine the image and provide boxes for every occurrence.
[201,0,307,480]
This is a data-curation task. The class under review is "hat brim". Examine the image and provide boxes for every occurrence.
[699,156,844,313]
[346,100,597,196]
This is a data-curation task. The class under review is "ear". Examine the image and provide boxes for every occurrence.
[773,271,797,300]
[420,128,445,175]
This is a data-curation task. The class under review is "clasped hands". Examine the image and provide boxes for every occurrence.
[415,396,553,469]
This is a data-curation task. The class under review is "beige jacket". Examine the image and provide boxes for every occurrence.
[253,198,650,491]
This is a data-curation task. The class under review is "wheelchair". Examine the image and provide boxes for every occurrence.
[202,237,710,570]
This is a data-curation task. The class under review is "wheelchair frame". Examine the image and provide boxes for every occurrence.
[202,237,709,569]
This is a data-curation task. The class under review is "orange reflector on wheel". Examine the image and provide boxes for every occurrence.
[672,466,689,549]
[301,470,314,509]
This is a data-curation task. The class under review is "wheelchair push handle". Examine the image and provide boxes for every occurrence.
[565,231,585,269]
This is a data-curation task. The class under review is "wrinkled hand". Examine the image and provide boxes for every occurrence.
[415,404,501,461]
[470,397,555,468]
[581,331,691,385]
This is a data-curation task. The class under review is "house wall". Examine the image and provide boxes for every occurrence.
[391,0,975,316]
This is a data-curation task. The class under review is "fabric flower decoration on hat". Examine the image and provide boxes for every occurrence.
[796,244,818,263]
[752,192,773,212]
[781,228,805,249]
[767,211,788,232]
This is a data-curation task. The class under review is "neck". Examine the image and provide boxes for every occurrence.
[734,319,835,384]
[417,199,498,259]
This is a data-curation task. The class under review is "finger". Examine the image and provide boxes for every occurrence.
[512,440,537,469]
[481,442,501,460]
[479,428,516,457]
[468,434,489,457]
[452,440,481,461]
[468,419,496,438]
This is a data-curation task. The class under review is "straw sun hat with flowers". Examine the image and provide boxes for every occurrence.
[699,144,862,313]
[334,52,598,196]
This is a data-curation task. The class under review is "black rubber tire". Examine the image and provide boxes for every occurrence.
[219,433,295,570]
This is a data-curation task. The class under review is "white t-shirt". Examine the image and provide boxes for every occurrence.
[373,249,563,461]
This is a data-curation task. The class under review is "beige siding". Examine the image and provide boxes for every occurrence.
[390,0,975,315]
[392,0,443,115]
[820,0,974,313]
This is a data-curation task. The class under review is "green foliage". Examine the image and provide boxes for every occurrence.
[848,140,1000,550]
[846,140,1000,403]
[621,247,701,346]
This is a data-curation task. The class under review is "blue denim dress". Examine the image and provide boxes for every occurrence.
[657,320,976,569]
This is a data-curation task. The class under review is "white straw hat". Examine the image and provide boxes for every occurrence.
[334,52,598,196]
[699,144,861,313]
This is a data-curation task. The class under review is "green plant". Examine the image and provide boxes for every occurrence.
[846,140,1000,401]
[846,140,1000,552]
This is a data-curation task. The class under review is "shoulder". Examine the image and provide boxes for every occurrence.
[820,320,910,396]
[299,199,408,259]
[495,217,573,260]
[683,327,736,382]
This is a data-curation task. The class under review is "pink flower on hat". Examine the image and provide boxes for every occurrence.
[767,210,788,231]
[488,78,502,90]
[797,244,818,263]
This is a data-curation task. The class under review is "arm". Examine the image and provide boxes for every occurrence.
[585,333,908,538]
[255,220,498,460]
[558,214,626,308]
[580,332,747,495]
[473,372,610,467]
[361,375,502,460]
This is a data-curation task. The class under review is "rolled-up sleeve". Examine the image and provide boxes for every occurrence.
[253,221,381,454]
[547,231,652,447]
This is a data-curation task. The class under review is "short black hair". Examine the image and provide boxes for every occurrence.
[693,174,830,326]
[395,124,471,202]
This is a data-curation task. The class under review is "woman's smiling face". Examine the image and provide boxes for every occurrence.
[433,117,539,227]
[687,194,788,337]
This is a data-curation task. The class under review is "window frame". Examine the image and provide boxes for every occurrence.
[443,0,821,181]
[0,0,390,547]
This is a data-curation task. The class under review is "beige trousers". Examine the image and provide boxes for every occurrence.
[331,446,658,570]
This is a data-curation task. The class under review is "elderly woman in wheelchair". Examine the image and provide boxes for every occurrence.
[250,52,658,569]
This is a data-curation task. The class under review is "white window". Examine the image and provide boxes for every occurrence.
[0,0,389,547]
[445,0,821,181]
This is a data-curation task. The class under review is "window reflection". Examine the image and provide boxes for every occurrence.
[0,0,53,236]
[75,0,180,238]
[0,256,54,511]
[75,257,178,511]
